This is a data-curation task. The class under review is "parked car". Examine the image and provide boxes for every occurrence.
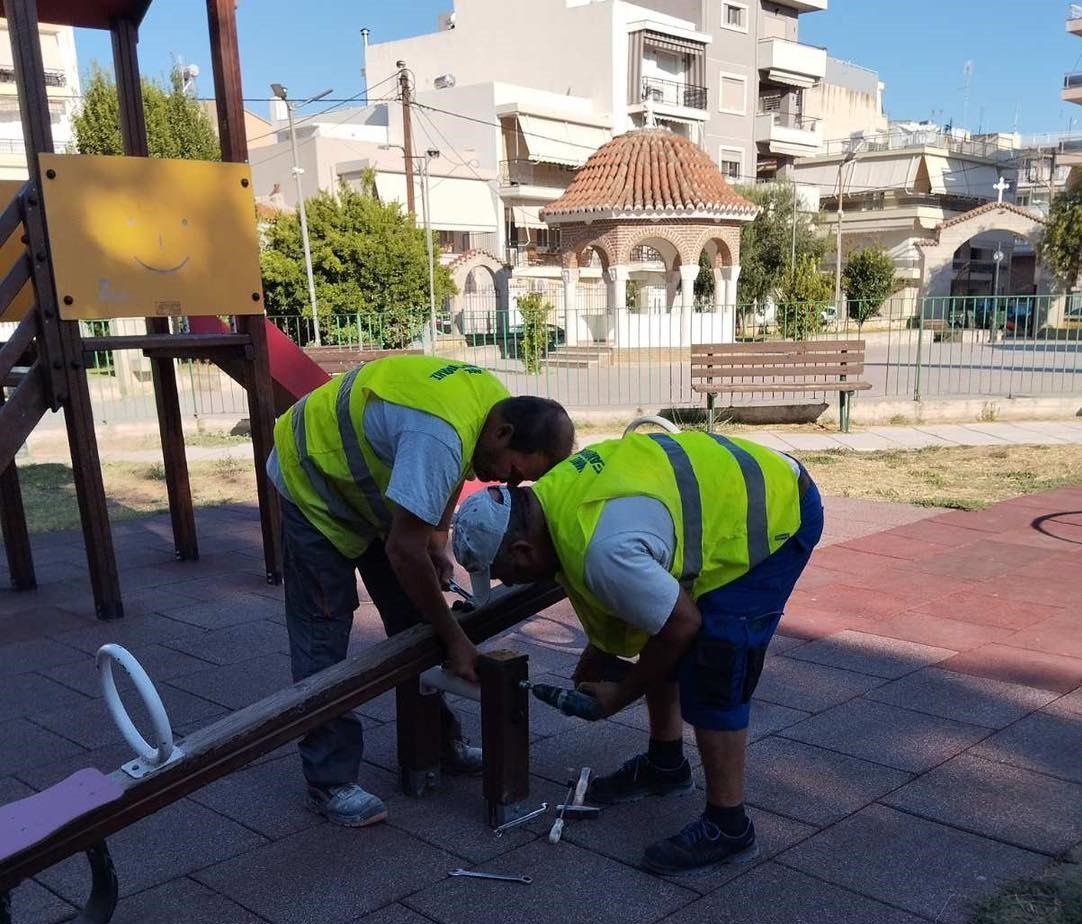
[1004,298,1039,337]
[820,305,839,326]
[495,324,566,360]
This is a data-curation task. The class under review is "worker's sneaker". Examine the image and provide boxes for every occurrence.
[306,784,388,827]
[443,738,484,775]
[643,815,758,876]
[588,753,693,805]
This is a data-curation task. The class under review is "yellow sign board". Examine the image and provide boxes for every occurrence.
[39,154,265,321]
[0,179,33,323]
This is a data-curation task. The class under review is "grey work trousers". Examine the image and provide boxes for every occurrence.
[280,497,462,788]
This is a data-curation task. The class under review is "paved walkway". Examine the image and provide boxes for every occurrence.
[2,486,1081,923]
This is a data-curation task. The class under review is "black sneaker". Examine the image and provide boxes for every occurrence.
[588,753,694,805]
[643,814,758,876]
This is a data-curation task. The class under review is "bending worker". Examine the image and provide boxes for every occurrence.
[451,430,822,875]
[267,355,574,828]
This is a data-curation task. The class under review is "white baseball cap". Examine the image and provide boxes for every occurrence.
[451,485,512,605]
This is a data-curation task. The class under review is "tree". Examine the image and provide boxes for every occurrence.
[693,250,714,309]
[260,180,456,348]
[1038,182,1082,290]
[735,183,826,313]
[517,292,553,374]
[73,63,220,161]
[777,254,832,339]
[842,246,897,329]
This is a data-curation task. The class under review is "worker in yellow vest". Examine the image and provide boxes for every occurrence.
[451,431,822,875]
[267,355,574,828]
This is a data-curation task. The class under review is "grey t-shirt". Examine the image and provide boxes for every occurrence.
[266,397,464,527]
[581,448,802,637]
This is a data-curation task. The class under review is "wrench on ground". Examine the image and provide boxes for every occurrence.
[448,869,532,884]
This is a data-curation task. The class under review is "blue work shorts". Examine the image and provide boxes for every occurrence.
[676,478,824,732]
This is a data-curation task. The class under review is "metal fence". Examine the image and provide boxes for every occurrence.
[6,295,1081,432]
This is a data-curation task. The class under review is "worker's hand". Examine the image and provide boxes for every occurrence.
[443,635,480,684]
[573,645,633,686]
[575,680,631,718]
[429,546,455,590]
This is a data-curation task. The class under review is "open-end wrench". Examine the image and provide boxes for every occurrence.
[449,869,532,884]
[493,801,548,837]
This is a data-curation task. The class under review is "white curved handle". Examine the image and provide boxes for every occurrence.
[623,415,681,437]
[95,644,175,768]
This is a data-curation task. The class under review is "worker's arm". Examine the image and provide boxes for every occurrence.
[427,481,464,589]
[385,505,478,681]
[578,591,700,717]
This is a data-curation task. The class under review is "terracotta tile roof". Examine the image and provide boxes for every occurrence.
[542,128,756,221]
[934,201,1046,231]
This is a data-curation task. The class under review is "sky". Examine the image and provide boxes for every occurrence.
[74,0,1082,138]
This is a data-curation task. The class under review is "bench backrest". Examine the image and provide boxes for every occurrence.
[691,340,866,383]
[303,347,422,375]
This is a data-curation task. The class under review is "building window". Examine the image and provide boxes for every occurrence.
[719,147,743,182]
[722,2,748,33]
[719,73,747,115]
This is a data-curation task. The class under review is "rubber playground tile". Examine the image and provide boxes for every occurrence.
[883,753,1082,855]
[349,905,439,924]
[808,545,910,574]
[786,584,914,621]
[906,545,1051,582]
[779,698,990,773]
[885,519,990,548]
[110,878,267,924]
[969,706,1082,784]
[52,610,207,655]
[865,667,1057,728]
[785,631,954,680]
[1004,612,1082,658]
[164,652,293,710]
[869,611,1011,651]
[0,718,85,777]
[746,737,911,827]
[773,607,869,640]
[37,799,266,902]
[937,644,1082,693]
[6,879,77,924]
[835,531,954,562]
[654,863,926,924]
[196,823,460,924]
[42,642,213,698]
[0,637,85,677]
[906,590,1059,630]
[754,655,887,714]
[0,671,90,724]
[160,619,290,666]
[403,840,696,924]
[157,590,285,630]
[778,804,1047,923]
[0,605,88,644]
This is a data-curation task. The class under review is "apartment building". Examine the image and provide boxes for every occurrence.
[0,19,80,179]
[1062,5,1082,173]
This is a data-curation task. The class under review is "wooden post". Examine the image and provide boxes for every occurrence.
[206,0,282,582]
[395,679,443,796]
[0,388,35,590]
[111,18,198,563]
[478,650,530,827]
[7,0,122,618]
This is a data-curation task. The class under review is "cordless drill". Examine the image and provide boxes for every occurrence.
[521,681,604,721]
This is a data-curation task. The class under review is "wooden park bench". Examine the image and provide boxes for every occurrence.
[691,340,872,433]
[922,319,963,343]
[303,346,422,375]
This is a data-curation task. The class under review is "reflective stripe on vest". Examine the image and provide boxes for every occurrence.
[291,392,378,541]
[647,433,702,591]
[335,367,390,527]
[709,434,770,570]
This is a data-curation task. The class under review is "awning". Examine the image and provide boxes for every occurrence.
[508,204,547,229]
[373,173,499,232]
[793,155,920,193]
[517,114,610,167]
[926,156,1001,199]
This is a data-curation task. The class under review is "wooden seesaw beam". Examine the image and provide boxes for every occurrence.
[0,580,566,894]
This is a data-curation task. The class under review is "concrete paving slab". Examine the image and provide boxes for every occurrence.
[164,652,293,710]
[37,799,266,901]
[776,433,846,451]
[969,706,1082,784]
[779,698,991,773]
[157,590,286,630]
[883,753,1082,855]
[938,644,1082,693]
[110,878,268,924]
[865,667,1059,728]
[41,642,214,698]
[746,737,911,827]
[0,672,91,723]
[754,654,888,713]
[0,637,85,677]
[655,862,927,924]
[196,823,461,924]
[7,879,77,924]
[403,840,697,924]
[160,619,290,665]
[348,905,440,924]
[0,718,86,777]
[51,610,207,655]
[913,425,1009,446]
[778,804,1047,924]
[785,631,955,679]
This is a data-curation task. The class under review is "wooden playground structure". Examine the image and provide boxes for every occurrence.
[0,0,282,620]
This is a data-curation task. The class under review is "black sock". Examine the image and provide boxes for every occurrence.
[647,738,684,770]
[705,801,747,836]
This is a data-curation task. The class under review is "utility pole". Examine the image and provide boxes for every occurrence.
[398,61,416,219]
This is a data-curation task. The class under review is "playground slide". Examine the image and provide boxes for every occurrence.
[187,316,488,500]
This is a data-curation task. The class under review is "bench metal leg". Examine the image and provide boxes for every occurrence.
[72,841,118,924]
[707,394,715,433]
[839,392,851,433]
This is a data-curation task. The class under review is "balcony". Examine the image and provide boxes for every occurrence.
[1060,138,1082,165]
[1065,71,1082,104]
[498,159,576,196]
[1069,3,1082,34]
[757,38,827,89]
[755,111,822,156]
[762,0,828,12]
[636,76,708,115]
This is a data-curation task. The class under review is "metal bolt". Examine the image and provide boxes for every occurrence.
[35,250,45,262]
[251,292,261,301]
[26,196,37,206]
[241,177,250,188]
[20,234,28,245]
[63,295,73,305]
[52,359,62,370]
[70,360,81,370]
[46,168,56,179]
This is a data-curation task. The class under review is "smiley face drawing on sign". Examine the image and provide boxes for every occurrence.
[130,213,192,275]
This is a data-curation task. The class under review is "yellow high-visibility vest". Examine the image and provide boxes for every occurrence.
[274,355,509,557]
[533,433,802,656]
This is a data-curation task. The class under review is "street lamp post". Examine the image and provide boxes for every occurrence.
[421,148,441,352]
[834,144,861,318]
[271,83,332,347]
[991,246,1005,343]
